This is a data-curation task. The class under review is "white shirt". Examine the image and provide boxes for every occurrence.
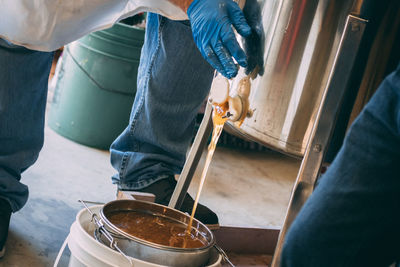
[0,0,188,51]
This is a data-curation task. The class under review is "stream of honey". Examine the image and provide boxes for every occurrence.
[107,103,229,248]
[108,76,252,249]
[186,102,229,234]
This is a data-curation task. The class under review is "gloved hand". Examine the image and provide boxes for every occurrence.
[187,0,252,79]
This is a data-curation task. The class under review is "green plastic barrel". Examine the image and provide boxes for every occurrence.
[48,23,145,150]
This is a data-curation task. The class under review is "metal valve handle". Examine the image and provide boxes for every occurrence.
[79,200,134,266]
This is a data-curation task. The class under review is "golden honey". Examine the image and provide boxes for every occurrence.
[108,210,207,249]
[186,103,229,234]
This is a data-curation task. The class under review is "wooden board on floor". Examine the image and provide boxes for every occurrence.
[213,226,279,267]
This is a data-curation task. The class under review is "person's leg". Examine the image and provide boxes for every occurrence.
[110,14,216,224]
[281,63,400,267]
[0,39,54,256]
[111,14,214,188]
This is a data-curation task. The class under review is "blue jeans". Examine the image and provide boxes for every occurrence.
[0,39,54,211]
[0,14,213,211]
[110,13,214,190]
[281,63,400,266]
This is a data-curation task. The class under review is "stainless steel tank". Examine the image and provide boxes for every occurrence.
[224,0,363,157]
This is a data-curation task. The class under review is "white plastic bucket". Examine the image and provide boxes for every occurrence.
[54,205,222,267]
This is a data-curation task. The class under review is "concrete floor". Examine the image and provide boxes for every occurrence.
[0,98,300,267]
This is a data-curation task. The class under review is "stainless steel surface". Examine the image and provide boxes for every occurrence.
[224,0,358,157]
[100,199,215,267]
[94,231,224,267]
[169,103,213,210]
[271,15,367,267]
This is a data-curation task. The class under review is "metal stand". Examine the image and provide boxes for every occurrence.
[169,14,367,267]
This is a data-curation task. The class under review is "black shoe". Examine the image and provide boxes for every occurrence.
[135,176,219,228]
[0,198,12,259]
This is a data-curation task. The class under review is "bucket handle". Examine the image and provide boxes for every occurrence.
[53,235,69,267]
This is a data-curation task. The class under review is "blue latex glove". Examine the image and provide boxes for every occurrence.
[187,0,252,79]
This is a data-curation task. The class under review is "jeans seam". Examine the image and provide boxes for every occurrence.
[119,153,130,180]
[119,16,166,182]
[129,16,166,136]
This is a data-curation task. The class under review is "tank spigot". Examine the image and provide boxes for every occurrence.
[208,74,253,127]
[229,76,252,127]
